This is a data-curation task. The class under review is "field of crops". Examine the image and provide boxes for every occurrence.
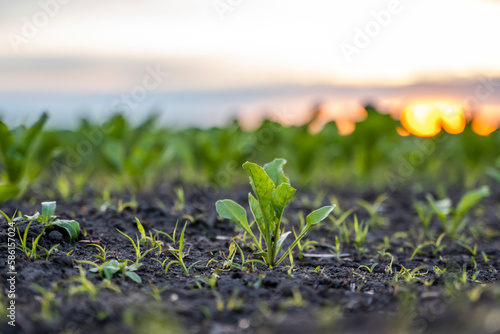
[1,110,500,334]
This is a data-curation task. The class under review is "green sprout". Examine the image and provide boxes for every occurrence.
[328,207,356,232]
[32,284,60,322]
[15,201,80,242]
[117,220,156,264]
[459,264,469,285]
[292,230,317,260]
[216,159,334,268]
[148,284,169,302]
[134,217,162,249]
[40,244,60,261]
[158,222,200,275]
[356,193,388,226]
[330,236,344,261]
[433,266,447,277]
[378,251,395,274]
[458,242,478,256]
[78,259,142,284]
[195,272,219,291]
[0,209,19,226]
[68,266,121,301]
[409,233,447,260]
[426,186,490,238]
[90,244,112,262]
[117,197,138,213]
[308,266,325,275]
[358,263,378,274]
[174,187,185,211]
[16,217,43,260]
[352,215,369,254]
[398,265,428,284]
[413,200,434,237]
[481,251,489,263]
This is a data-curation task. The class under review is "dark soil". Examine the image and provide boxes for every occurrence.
[1,185,500,334]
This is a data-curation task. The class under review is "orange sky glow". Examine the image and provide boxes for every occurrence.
[1,1,499,134]
[245,102,500,137]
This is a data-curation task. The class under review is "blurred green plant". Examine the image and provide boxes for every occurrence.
[0,113,58,202]
[426,186,490,238]
[0,111,499,199]
[78,259,142,283]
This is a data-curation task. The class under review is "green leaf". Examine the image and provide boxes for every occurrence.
[51,220,81,242]
[135,217,146,239]
[31,229,45,257]
[263,158,289,186]
[117,229,141,263]
[41,201,56,224]
[216,200,252,236]
[186,260,202,275]
[275,206,335,267]
[101,140,125,173]
[24,113,48,149]
[103,264,120,280]
[125,271,142,284]
[0,114,48,185]
[249,193,265,234]
[276,231,291,255]
[487,168,500,183]
[0,184,19,203]
[253,251,268,258]
[456,186,490,218]
[426,194,450,222]
[271,183,296,220]
[128,263,141,271]
[0,121,13,155]
[306,205,336,227]
[242,162,275,222]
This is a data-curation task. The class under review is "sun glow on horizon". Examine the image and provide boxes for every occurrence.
[400,102,468,137]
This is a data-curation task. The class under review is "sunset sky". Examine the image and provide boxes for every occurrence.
[1,0,500,91]
[0,0,499,131]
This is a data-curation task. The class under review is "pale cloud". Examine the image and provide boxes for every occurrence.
[0,0,499,92]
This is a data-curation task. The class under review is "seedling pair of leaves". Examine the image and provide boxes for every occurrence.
[426,186,490,238]
[216,159,334,268]
[85,259,142,284]
[15,201,80,242]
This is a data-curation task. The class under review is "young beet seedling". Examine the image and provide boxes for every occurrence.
[216,159,335,268]
[426,186,490,238]
[15,201,80,242]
